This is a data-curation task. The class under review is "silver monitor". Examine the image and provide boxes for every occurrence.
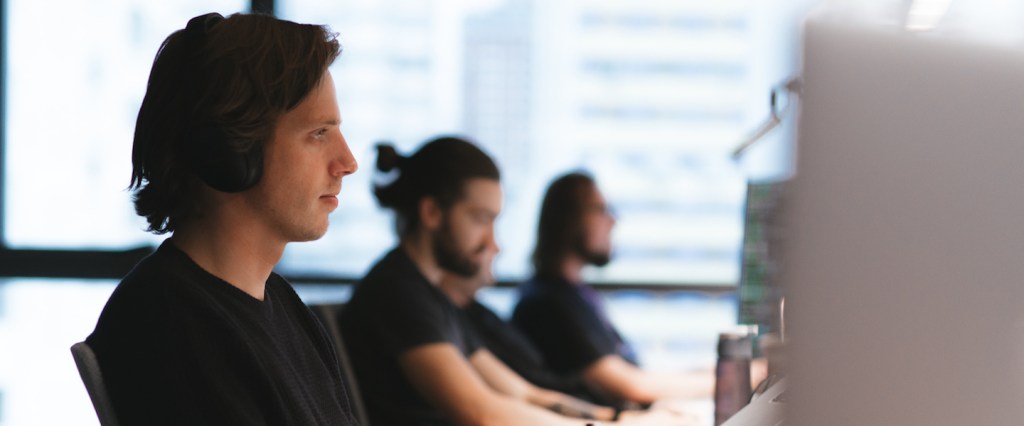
[785,1,1024,424]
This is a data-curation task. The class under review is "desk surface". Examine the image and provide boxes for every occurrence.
[720,377,786,426]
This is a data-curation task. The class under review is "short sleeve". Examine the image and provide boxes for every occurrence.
[354,253,481,358]
[512,288,619,374]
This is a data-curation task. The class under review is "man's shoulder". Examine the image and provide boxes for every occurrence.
[115,243,215,302]
[87,248,189,350]
[362,248,417,280]
[464,300,501,322]
[108,247,185,301]
[518,276,578,304]
[93,241,244,335]
[353,249,431,299]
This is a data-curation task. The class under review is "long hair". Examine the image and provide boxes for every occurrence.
[531,172,597,279]
[373,136,500,238]
[130,13,341,234]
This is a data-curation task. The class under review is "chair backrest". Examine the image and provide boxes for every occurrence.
[70,341,120,426]
[310,303,371,426]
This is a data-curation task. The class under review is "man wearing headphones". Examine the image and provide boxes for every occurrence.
[86,12,358,425]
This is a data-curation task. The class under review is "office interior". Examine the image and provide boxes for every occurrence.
[4,0,1023,425]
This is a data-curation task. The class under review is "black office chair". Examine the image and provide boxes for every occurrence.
[309,303,371,426]
[70,341,120,426]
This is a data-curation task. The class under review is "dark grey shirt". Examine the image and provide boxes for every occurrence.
[512,275,639,375]
[340,248,482,426]
[87,240,356,425]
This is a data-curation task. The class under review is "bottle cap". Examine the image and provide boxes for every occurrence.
[717,332,753,359]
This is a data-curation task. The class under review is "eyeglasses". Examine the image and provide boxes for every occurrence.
[586,203,617,218]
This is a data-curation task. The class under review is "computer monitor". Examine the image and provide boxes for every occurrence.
[785,1,1024,424]
[737,180,787,337]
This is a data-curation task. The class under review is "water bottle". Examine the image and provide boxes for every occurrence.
[714,331,753,425]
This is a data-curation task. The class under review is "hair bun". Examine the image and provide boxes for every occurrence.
[373,142,404,208]
[375,142,403,172]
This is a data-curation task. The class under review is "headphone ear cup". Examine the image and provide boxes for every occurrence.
[184,126,263,193]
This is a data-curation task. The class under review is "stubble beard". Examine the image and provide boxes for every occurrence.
[275,205,330,243]
[574,238,612,267]
[433,219,483,278]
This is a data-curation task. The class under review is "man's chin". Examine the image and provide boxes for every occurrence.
[586,252,612,267]
[450,264,481,279]
[286,224,329,243]
[439,257,480,278]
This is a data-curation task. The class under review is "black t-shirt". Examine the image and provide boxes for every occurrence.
[511,276,639,375]
[86,240,356,425]
[462,300,589,396]
[340,248,482,426]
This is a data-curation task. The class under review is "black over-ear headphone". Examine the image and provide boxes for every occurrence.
[181,13,264,193]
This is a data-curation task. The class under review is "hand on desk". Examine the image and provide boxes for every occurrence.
[751,357,769,389]
[615,406,702,426]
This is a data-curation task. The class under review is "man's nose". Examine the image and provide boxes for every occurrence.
[330,132,358,177]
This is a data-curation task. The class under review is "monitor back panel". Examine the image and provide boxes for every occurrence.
[786,4,1024,425]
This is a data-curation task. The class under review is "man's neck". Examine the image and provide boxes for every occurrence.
[171,220,284,301]
[439,280,473,308]
[560,255,586,285]
[401,235,443,285]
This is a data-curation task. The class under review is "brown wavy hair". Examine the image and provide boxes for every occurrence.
[531,171,597,279]
[373,136,500,238]
[130,13,341,234]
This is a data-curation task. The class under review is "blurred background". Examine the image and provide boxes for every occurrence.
[0,0,817,424]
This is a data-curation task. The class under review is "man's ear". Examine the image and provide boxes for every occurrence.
[419,197,443,231]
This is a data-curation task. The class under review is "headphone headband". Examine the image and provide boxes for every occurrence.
[185,13,225,40]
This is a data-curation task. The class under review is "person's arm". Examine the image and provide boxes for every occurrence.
[399,343,702,425]
[399,343,596,426]
[582,355,714,405]
[469,349,615,420]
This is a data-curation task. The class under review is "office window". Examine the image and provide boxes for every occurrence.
[4,0,245,249]
[0,1,817,424]
[3,0,812,284]
[278,0,804,284]
[2,4,247,424]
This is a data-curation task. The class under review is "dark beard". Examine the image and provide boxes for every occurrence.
[433,218,483,278]
[574,239,611,267]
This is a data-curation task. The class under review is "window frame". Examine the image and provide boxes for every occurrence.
[0,0,276,279]
[0,0,733,292]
